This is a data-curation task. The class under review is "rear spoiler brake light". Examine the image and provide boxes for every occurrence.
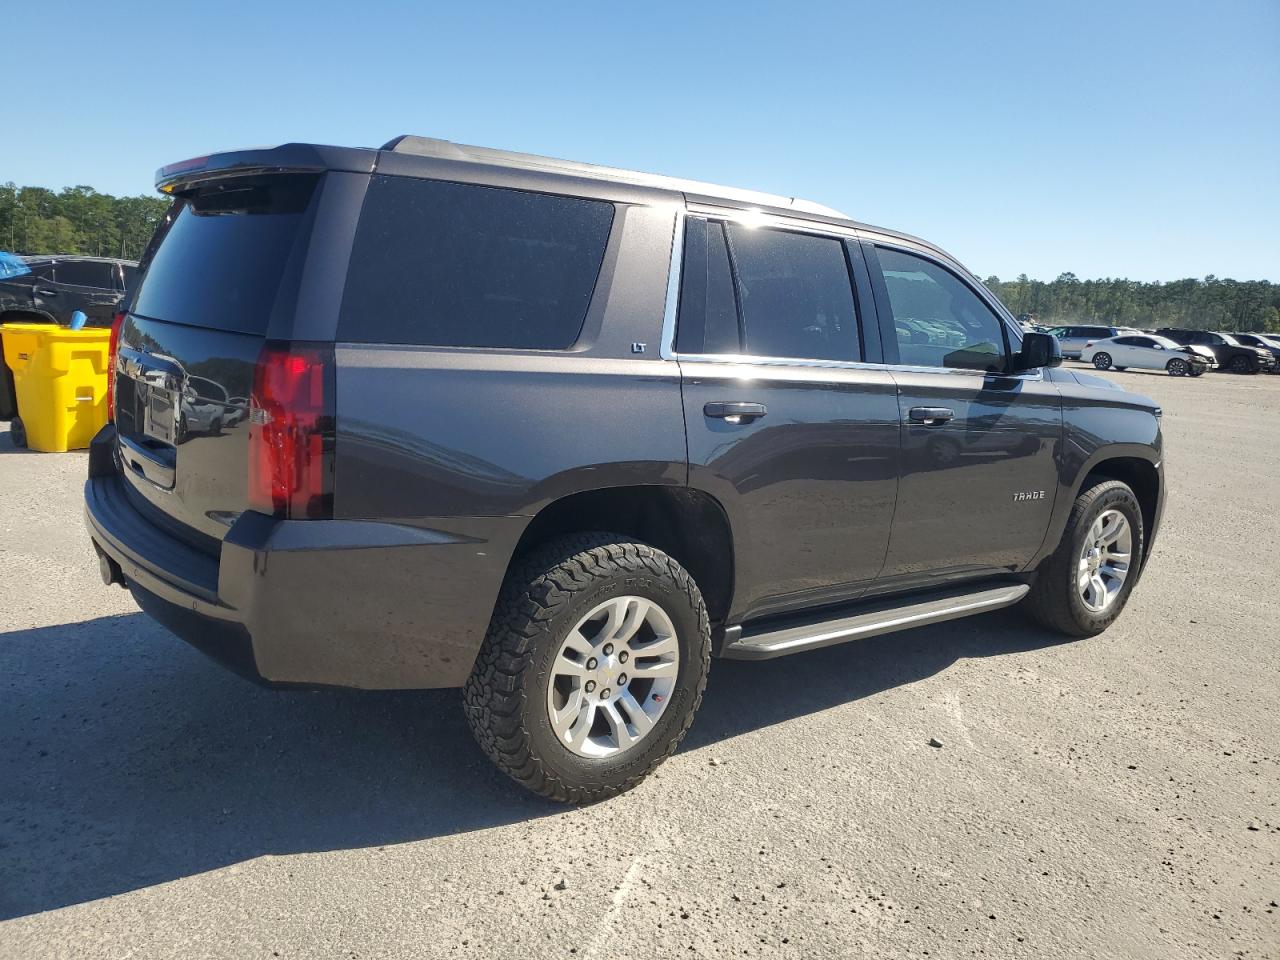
[154,143,376,193]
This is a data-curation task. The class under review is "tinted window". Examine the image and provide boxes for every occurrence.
[132,175,318,335]
[339,176,614,348]
[55,260,115,288]
[1113,336,1141,346]
[725,224,859,362]
[876,247,1008,371]
[121,265,139,290]
[676,219,741,354]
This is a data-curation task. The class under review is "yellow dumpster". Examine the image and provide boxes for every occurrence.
[1,322,112,452]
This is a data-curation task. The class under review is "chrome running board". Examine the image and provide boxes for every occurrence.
[722,583,1030,660]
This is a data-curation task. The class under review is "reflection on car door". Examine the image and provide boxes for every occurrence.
[863,241,1062,593]
[677,216,900,621]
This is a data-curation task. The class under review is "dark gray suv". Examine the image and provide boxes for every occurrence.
[84,137,1165,801]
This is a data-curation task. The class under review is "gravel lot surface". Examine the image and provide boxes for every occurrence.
[2,365,1278,959]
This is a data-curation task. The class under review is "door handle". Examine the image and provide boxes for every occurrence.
[35,288,58,296]
[704,401,767,424]
[908,406,954,425]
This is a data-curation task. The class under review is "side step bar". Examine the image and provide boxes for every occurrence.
[721,583,1030,660]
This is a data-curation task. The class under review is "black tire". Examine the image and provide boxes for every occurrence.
[9,416,26,448]
[1092,353,1112,370]
[1188,365,1205,377]
[1166,358,1188,377]
[1228,354,1254,374]
[463,534,711,803]
[1022,479,1145,638]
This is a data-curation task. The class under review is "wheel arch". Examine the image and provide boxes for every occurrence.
[1077,455,1162,569]
[507,485,736,629]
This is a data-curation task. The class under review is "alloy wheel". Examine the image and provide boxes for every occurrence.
[546,596,680,758]
[1078,509,1132,613]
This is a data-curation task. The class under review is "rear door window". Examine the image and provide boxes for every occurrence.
[338,176,614,349]
[131,175,318,335]
[725,224,860,362]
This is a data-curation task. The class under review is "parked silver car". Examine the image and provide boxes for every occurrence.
[1044,324,1143,359]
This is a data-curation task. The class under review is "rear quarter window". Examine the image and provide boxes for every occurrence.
[338,176,615,349]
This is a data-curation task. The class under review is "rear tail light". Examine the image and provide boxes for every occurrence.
[248,342,335,519]
[106,311,124,421]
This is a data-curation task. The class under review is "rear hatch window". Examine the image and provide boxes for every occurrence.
[131,175,318,335]
[114,174,321,547]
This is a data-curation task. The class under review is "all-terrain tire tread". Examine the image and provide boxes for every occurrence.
[462,533,710,804]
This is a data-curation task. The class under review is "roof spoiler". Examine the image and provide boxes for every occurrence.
[155,143,377,193]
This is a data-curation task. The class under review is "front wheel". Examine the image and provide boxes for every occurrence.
[1166,357,1189,376]
[1092,353,1112,370]
[464,534,710,803]
[1188,365,1205,377]
[1023,479,1145,637]
[1228,354,1254,374]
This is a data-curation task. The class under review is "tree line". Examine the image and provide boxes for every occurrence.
[1,181,1275,332]
[983,272,1280,333]
[0,183,169,262]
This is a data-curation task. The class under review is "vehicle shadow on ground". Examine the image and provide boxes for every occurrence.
[0,607,1069,919]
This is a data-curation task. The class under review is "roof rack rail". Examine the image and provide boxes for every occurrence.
[379,135,850,221]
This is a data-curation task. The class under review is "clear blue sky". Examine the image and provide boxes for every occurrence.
[5,0,1277,281]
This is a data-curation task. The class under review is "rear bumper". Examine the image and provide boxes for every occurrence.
[84,425,522,689]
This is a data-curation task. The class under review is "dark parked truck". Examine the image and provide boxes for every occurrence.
[85,138,1165,802]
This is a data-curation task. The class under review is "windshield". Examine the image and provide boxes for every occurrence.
[1217,333,1241,345]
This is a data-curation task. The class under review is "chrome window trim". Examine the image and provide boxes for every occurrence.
[658,207,685,361]
[685,202,863,241]
[659,207,1041,381]
[670,349,1043,382]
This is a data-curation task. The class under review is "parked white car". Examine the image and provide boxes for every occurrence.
[1081,334,1216,376]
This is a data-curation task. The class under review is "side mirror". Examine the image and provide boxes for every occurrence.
[1015,331,1062,371]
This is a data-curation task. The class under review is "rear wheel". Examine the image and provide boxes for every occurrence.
[1166,357,1189,377]
[9,416,26,449]
[464,534,710,803]
[1023,479,1144,637]
[1092,353,1112,370]
[1228,354,1254,374]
